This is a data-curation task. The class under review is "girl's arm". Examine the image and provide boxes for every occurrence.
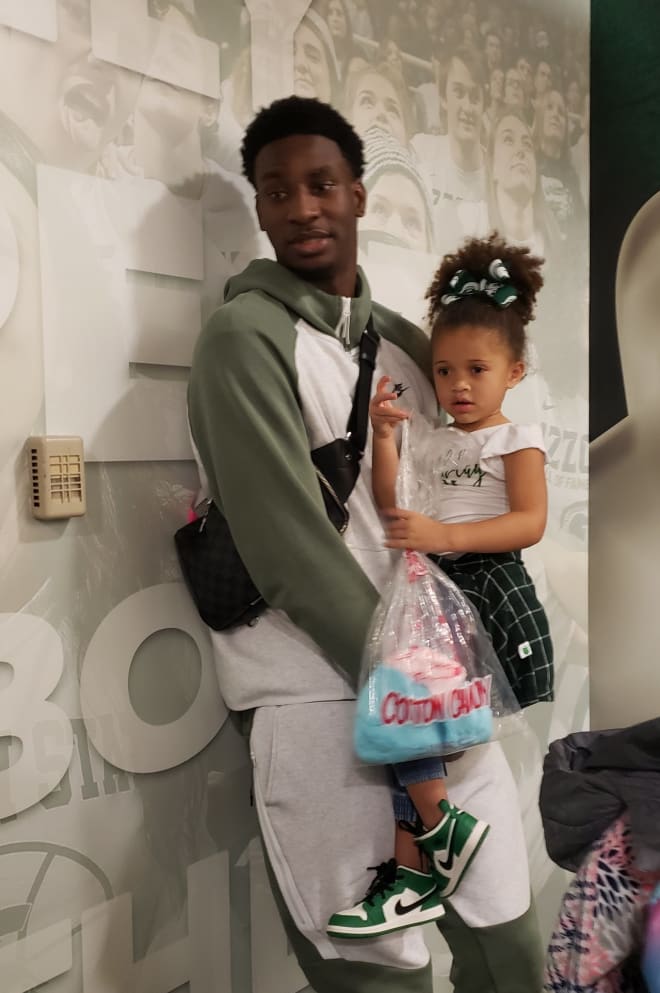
[370,376,408,510]
[384,447,547,554]
[372,431,400,510]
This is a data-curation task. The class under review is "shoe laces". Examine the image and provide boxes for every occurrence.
[363,858,399,905]
[397,817,424,837]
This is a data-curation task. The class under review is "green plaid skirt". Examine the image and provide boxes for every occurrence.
[432,551,554,708]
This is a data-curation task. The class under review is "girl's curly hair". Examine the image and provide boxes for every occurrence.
[425,232,544,360]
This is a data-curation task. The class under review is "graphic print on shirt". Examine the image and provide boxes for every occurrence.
[438,446,486,487]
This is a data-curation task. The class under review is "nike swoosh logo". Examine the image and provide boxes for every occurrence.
[394,884,440,915]
[434,818,456,872]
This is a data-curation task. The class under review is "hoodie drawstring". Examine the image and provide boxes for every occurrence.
[337,296,351,348]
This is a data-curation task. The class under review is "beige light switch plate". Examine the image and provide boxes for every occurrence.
[27,436,86,520]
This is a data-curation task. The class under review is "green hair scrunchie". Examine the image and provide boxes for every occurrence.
[440,258,518,308]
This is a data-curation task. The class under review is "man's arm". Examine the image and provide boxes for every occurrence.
[188,305,378,688]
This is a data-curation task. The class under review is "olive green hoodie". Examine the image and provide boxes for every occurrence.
[188,258,435,709]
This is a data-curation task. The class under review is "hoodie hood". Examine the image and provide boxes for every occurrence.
[223,258,373,349]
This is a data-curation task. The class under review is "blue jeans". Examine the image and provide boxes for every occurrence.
[390,756,447,822]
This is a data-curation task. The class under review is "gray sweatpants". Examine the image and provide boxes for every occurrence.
[249,700,543,991]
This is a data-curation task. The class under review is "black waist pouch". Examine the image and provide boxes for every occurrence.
[174,501,264,629]
[174,450,352,631]
[175,320,378,631]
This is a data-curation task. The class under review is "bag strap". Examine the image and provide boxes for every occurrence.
[345,314,379,457]
[191,314,379,515]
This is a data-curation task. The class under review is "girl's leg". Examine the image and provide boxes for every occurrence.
[392,756,448,868]
[393,756,449,830]
[394,820,422,870]
[326,760,448,938]
[407,777,450,829]
[396,758,490,899]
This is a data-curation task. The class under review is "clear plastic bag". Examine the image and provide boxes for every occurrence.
[354,421,526,765]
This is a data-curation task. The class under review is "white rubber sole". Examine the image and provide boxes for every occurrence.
[326,902,446,939]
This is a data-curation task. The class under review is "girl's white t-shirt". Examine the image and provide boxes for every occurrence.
[405,414,547,525]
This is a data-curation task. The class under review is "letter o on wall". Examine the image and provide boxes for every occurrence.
[80,584,227,773]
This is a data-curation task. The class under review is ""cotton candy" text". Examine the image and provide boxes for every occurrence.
[380,676,492,725]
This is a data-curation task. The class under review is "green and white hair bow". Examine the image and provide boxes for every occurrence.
[440,259,518,308]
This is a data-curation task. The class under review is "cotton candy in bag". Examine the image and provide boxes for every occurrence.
[354,420,526,765]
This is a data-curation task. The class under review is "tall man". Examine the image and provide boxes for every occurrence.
[188,96,543,993]
[411,48,488,252]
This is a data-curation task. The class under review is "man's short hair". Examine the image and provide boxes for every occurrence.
[438,45,486,95]
[241,96,365,186]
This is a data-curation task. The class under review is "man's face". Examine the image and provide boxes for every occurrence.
[384,40,403,74]
[535,28,549,51]
[543,90,566,144]
[327,0,348,41]
[293,23,332,103]
[490,68,504,103]
[492,114,536,201]
[504,68,524,110]
[254,134,365,285]
[444,57,483,147]
[485,33,501,69]
[566,80,581,112]
[534,61,552,97]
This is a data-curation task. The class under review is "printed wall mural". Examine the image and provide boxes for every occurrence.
[0,1,588,990]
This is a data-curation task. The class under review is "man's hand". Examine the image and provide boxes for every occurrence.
[383,508,448,553]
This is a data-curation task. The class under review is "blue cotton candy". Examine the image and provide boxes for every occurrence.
[354,665,493,765]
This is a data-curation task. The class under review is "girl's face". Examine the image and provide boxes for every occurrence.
[362,171,429,251]
[351,71,407,145]
[432,324,524,430]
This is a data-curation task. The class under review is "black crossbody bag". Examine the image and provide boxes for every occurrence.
[174,318,379,631]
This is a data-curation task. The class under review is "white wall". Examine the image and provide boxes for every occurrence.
[0,2,588,990]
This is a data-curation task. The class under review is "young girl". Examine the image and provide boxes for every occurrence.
[327,233,553,939]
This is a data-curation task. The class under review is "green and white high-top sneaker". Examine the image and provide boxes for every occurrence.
[416,799,490,898]
[326,858,446,939]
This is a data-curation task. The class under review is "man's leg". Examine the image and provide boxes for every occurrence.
[263,843,434,993]
[440,743,544,992]
[250,702,434,991]
[438,899,544,993]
